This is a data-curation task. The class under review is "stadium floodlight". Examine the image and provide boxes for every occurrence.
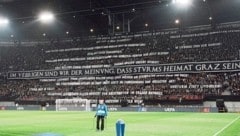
[38,11,55,24]
[175,19,180,24]
[172,0,192,7]
[0,17,9,26]
[90,28,94,33]
[132,8,136,12]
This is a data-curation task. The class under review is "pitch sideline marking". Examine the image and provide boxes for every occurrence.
[213,116,240,136]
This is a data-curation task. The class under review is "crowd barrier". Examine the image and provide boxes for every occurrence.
[0,105,218,113]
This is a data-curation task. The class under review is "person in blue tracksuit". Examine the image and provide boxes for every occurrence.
[95,99,108,131]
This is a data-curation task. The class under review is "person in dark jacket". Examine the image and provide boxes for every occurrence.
[95,99,108,131]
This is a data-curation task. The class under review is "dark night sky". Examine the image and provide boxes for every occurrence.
[0,0,239,39]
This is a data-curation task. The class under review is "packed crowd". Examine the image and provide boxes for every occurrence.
[1,24,240,105]
[1,27,240,71]
[0,72,239,104]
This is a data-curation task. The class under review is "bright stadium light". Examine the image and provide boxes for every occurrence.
[0,17,9,26]
[175,19,180,24]
[209,16,213,21]
[38,11,55,24]
[90,28,94,33]
[172,0,192,7]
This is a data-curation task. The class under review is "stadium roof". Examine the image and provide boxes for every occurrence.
[0,0,240,39]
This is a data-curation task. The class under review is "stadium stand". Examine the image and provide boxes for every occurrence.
[1,22,240,106]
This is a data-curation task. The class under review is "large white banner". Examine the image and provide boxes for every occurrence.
[7,60,240,79]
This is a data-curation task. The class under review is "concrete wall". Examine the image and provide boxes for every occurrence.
[204,101,240,112]
[0,101,15,106]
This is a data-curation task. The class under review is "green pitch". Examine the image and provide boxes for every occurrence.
[0,111,239,136]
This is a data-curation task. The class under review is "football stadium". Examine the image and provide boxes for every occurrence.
[0,0,240,136]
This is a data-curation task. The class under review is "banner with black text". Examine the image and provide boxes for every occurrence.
[7,60,240,79]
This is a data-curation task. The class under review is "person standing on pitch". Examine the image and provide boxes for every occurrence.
[95,99,108,131]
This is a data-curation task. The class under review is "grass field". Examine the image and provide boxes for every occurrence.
[0,111,239,136]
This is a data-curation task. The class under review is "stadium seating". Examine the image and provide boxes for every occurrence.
[1,22,240,105]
